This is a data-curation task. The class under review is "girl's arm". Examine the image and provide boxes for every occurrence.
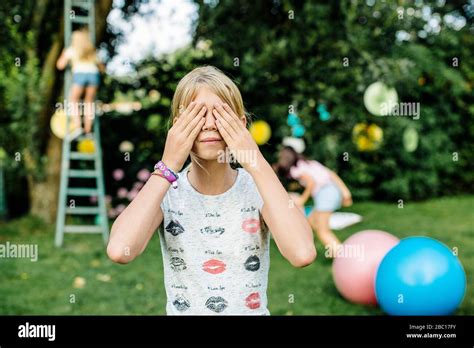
[98,62,106,74]
[107,101,207,264]
[107,175,169,264]
[252,154,316,267]
[329,170,352,207]
[56,49,69,70]
[213,103,316,267]
[295,173,315,207]
[96,55,106,73]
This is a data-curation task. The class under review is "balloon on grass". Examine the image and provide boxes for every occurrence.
[375,236,466,315]
[332,230,400,305]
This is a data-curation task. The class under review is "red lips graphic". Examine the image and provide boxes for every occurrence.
[202,259,226,274]
[242,218,260,234]
[245,292,261,309]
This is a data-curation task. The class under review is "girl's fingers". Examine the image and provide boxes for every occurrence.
[222,103,245,129]
[183,106,207,136]
[173,102,194,130]
[213,108,238,139]
[174,102,202,130]
[215,116,233,144]
[214,103,240,134]
[188,116,206,142]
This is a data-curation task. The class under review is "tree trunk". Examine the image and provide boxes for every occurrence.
[27,136,62,223]
[28,0,113,223]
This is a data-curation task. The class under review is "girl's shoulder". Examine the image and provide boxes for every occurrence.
[235,167,264,208]
[289,159,309,176]
[235,167,253,186]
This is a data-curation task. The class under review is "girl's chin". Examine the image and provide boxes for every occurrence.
[192,149,225,162]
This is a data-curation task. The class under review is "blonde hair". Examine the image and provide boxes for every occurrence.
[170,66,251,171]
[71,29,96,61]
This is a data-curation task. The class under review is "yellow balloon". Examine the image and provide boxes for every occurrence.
[352,122,367,137]
[249,120,271,145]
[353,123,383,152]
[50,109,79,139]
[367,124,383,142]
[356,136,371,151]
[77,138,95,153]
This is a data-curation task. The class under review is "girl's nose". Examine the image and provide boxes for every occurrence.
[202,107,217,131]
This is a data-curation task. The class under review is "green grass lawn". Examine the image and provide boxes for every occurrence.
[0,195,472,315]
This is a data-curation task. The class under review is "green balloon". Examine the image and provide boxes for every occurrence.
[403,127,418,152]
[363,82,398,116]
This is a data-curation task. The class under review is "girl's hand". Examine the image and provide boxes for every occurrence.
[342,192,353,207]
[294,197,306,209]
[212,102,260,171]
[162,101,207,172]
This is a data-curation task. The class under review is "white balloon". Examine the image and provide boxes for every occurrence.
[282,137,306,153]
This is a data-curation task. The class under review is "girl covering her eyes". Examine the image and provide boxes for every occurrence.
[108,66,316,315]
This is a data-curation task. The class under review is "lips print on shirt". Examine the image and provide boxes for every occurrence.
[165,220,184,236]
[170,257,187,271]
[245,292,261,309]
[205,296,228,313]
[242,218,260,234]
[244,255,260,272]
[200,226,225,236]
[173,294,191,312]
[202,259,227,274]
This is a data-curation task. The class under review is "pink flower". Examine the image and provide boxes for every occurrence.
[137,168,150,182]
[108,208,117,218]
[89,196,98,204]
[105,195,112,204]
[113,169,125,181]
[117,187,128,198]
[127,188,139,201]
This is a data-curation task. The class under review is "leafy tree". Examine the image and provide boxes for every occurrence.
[191,0,473,200]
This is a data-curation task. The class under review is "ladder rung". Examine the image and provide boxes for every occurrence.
[70,152,95,160]
[67,188,98,196]
[71,0,92,10]
[64,225,103,233]
[69,169,98,178]
[71,15,90,24]
[66,206,100,214]
[77,134,96,141]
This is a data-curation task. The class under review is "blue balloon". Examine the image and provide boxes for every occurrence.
[287,113,300,126]
[317,104,326,113]
[319,111,330,121]
[292,124,305,137]
[375,236,466,315]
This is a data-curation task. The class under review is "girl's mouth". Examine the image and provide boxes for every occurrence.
[201,139,222,144]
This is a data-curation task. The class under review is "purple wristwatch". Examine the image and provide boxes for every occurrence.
[154,161,179,189]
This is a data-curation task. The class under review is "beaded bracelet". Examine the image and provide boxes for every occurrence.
[153,160,179,189]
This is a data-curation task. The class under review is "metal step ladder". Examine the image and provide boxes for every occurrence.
[55,0,109,247]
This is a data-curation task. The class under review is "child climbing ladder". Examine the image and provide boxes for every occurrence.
[54,0,108,247]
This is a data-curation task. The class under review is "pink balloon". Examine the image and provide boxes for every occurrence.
[113,169,125,181]
[332,230,399,305]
